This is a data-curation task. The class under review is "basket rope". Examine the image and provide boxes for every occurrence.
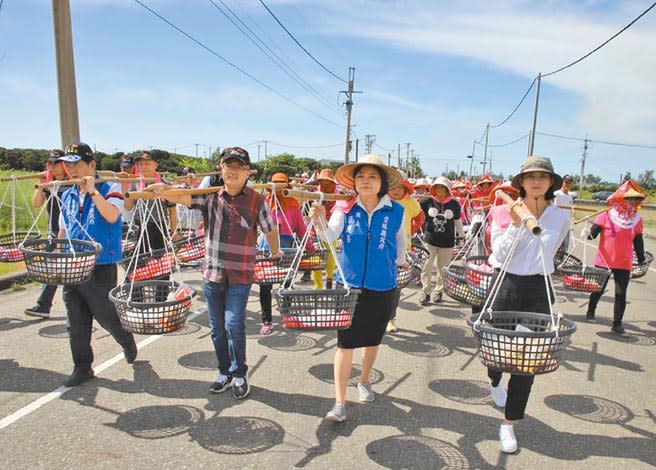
[0,175,41,243]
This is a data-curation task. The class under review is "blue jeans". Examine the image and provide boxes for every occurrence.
[204,281,252,378]
[37,283,58,311]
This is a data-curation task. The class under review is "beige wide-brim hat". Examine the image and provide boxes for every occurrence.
[429,176,452,197]
[335,153,402,190]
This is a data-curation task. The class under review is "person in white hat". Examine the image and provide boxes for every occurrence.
[308,154,407,423]
[419,176,464,305]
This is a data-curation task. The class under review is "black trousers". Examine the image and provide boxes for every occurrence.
[587,268,631,326]
[487,273,553,421]
[63,264,134,367]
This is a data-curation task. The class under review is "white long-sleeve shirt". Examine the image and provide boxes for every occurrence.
[488,204,570,275]
[319,195,407,265]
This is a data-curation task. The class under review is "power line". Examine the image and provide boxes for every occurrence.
[268,141,343,149]
[208,0,341,116]
[132,0,341,127]
[543,1,656,78]
[488,133,530,148]
[537,131,656,149]
[257,0,347,83]
[490,78,537,128]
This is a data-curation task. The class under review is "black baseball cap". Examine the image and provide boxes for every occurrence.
[220,147,251,168]
[46,149,64,163]
[58,142,94,163]
[135,150,157,161]
[120,156,135,168]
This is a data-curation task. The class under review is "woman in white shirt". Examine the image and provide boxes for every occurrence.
[486,156,570,454]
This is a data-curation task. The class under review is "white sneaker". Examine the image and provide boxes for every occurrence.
[490,383,507,407]
[357,382,375,402]
[499,424,517,453]
[325,403,347,422]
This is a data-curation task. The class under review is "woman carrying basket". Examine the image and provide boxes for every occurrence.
[584,180,646,334]
[258,172,314,335]
[308,154,407,423]
[486,156,570,453]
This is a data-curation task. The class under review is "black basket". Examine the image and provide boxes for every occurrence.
[631,251,653,279]
[254,251,293,285]
[558,265,610,293]
[451,238,467,261]
[397,263,413,289]
[411,245,430,277]
[297,248,328,272]
[19,238,101,285]
[274,287,360,331]
[0,232,40,263]
[443,264,484,306]
[174,232,205,263]
[110,280,193,335]
[121,248,175,282]
[554,250,582,275]
[464,255,495,299]
[467,310,577,375]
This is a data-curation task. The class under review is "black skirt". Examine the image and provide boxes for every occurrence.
[337,287,396,349]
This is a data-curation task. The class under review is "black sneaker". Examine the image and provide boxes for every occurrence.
[432,292,443,303]
[25,306,50,319]
[232,375,250,400]
[420,294,430,306]
[63,366,95,387]
[123,338,138,364]
[325,279,333,290]
[585,311,595,320]
[611,324,626,335]
[209,374,233,394]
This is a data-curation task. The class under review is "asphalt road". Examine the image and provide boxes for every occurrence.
[1,235,655,469]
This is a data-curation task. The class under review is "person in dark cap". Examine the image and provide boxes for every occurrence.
[144,146,283,400]
[484,155,570,454]
[56,142,137,387]
[24,149,68,318]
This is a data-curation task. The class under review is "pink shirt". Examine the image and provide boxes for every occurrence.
[594,211,643,270]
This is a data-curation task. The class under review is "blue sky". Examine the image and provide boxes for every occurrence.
[1,0,655,183]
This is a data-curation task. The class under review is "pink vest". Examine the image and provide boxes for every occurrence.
[594,211,643,270]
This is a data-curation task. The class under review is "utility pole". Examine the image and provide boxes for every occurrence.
[340,67,361,164]
[413,154,419,179]
[482,124,489,175]
[355,139,359,162]
[195,143,199,158]
[405,143,411,172]
[528,72,542,156]
[264,140,269,159]
[578,138,589,194]
[468,140,476,178]
[52,0,80,148]
[397,144,401,168]
[257,143,261,162]
[365,134,376,154]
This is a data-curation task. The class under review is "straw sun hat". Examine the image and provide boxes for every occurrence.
[335,153,401,190]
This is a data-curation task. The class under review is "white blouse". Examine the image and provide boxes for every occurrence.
[488,204,571,275]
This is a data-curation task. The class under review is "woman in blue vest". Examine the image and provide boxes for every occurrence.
[309,154,407,423]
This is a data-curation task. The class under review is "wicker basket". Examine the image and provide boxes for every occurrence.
[0,232,40,263]
[121,248,175,282]
[110,280,193,334]
[254,251,293,285]
[410,245,430,277]
[468,310,577,375]
[631,251,653,279]
[274,287,360,331]
[464,255,495,299]
[443,265,484,306]
[397,263,413,289]
[554,250,582,275]
[19,238,101,285]
[296,248,328,272]
[174,232,205,263]
[558,265,610,293]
